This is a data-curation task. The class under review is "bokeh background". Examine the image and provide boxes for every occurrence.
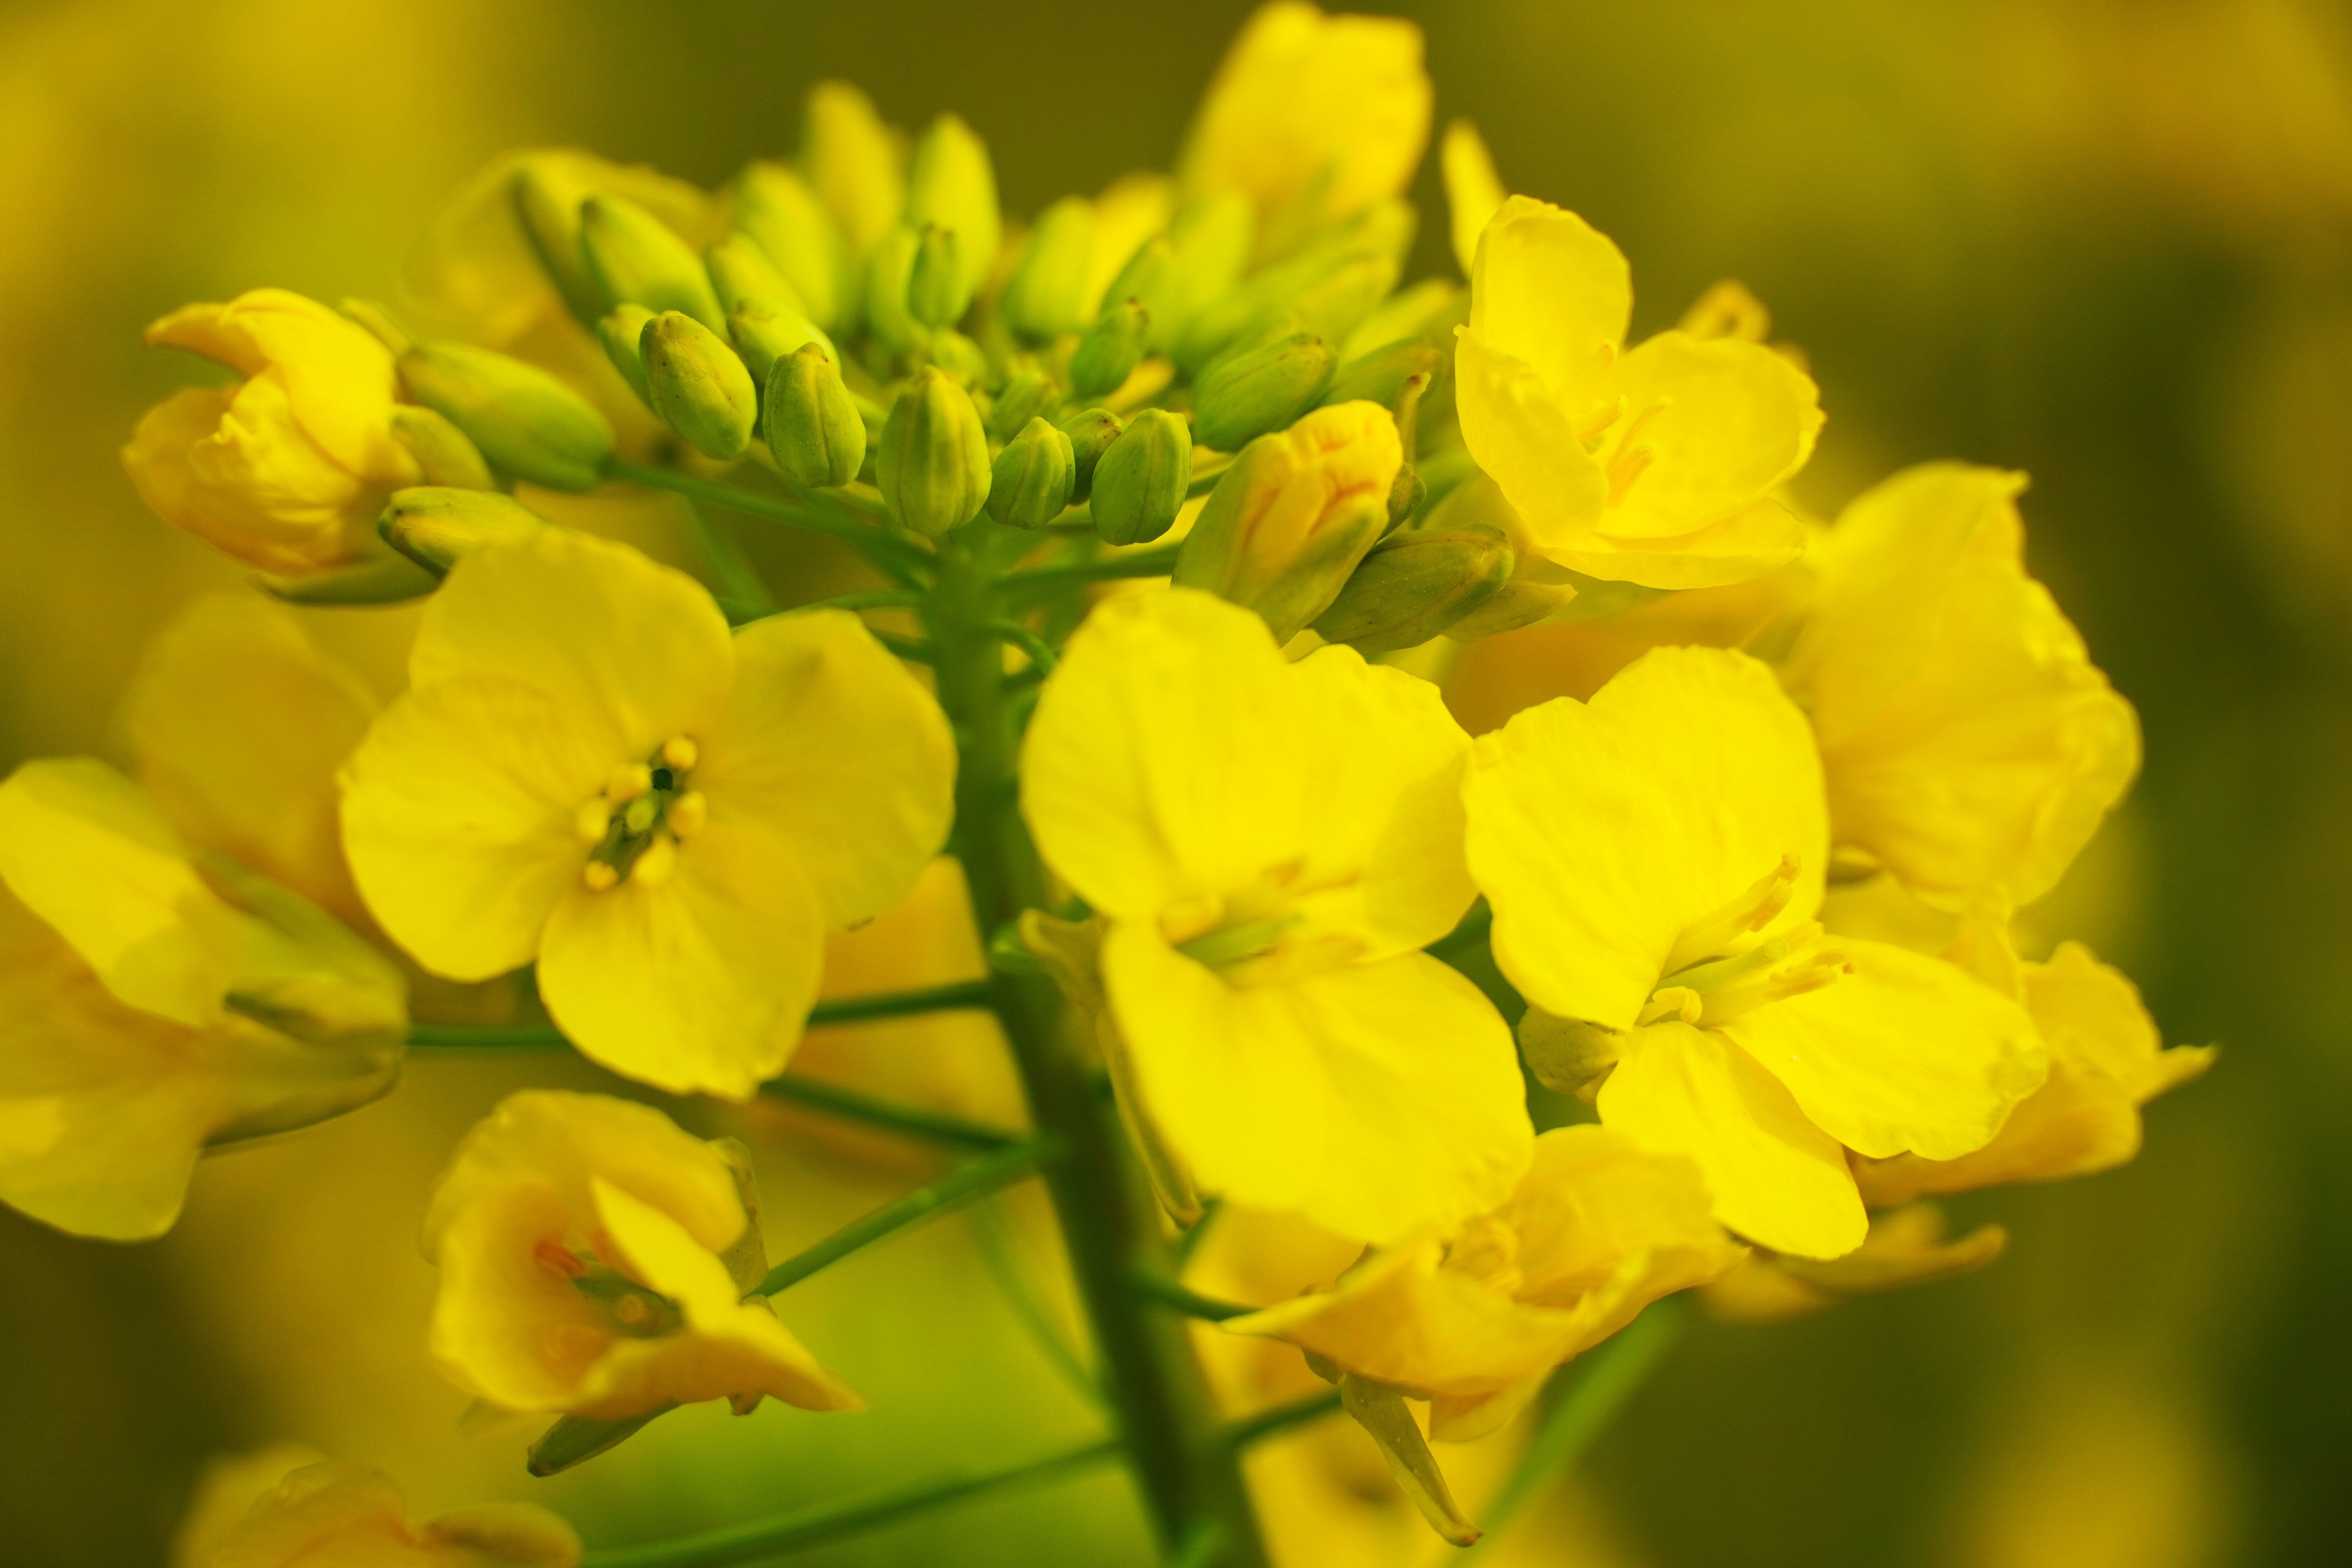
[4,0,2348,1563]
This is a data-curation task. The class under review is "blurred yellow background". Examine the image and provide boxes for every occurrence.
[4,0,2348,1563]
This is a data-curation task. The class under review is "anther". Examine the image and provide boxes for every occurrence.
[632,834,678,887]
[662,735,699,770]
[607,762,652,802]
[668,791,708,837]
[582,860,620,892]
[575,802,610,843]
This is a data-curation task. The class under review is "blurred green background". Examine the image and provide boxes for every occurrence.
[3,0,2348,1563]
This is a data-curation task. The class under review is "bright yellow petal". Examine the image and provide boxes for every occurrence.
[1599,331,1823,539]
[1454,333,1610,553]
[1442,120,1506,279]
[1102,923,1530,1243]
[1721,937,2047,1161]
[1022,589,1303,922]
[1465,646,1828,1027]
[1598,1020,1864,1259]
[537,820,826,1099]
[1467,196,1630,385]
[123,595,377,923]
[693,610,954,929]
[146,289,412,480]
[341,676,610,980]
[1498,1123,1741,1315]
[125,375,380,573]
[411,530,735,762]
[1544,495,1808,590]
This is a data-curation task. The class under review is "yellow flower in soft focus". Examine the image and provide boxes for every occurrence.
[422,1089,860,1423]
[1021,588,1531,1243]
[1463,647,2046,1258]
[1778,463,2143,910]
[1703,1201,2009,1322]
[1180,2,1432,258]
[1854,922,2212,1205]
[122,290,423,575]
[1228,1125,1741,1439]
[340,529,953,1099]
[0,757,405,1240]
[1441,120,1506,279]
[200,1458,579,1567]
[1455,197,1824,590]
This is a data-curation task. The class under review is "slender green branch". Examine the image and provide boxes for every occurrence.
[682,497,776,616]
[797,587,925,613]
[604,458,927,586]
[872,629,938,664]
[1225,1388,1344,1450]
[979,619,1058,673]
[1169,1521,1228,1568]
[972,1196,1102,1406]
[406,980,996,1051]
[576,1435,1122,1568]
[1132,1272,1253,1323]
[753,1140,1046,1297]
[404,1021,570,1047]
[1425,898,1494,961]
[1170,1197,1223,1270]
[759,1073,1021,1152]
[995,542,1183,604]
[1461,1299,1688,1557]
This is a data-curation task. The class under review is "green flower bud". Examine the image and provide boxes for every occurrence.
[987,369,1056,444]
[864,225,924,355]
[704,231,807,321]
[1310,524,1514,653]
[1149,192,1253,353]
[927,328,990,386]
[1100,236,1174,336]
[257,541,439,605]
[1001,196,1095,340]
[1320,338,1445,414]
[1069,299,1149,399]
[1058,408,1123,502]
[398,342,615,492]
[378,486,547,574]
[641,311,757,461]
[1191,332,1336,452]
[579,193,725,330]
[800,81,905,257]
[906,225,969,329]
[878,367,991,535]
[1089,408,1192,546]
[728,299,830,389]
[387,404,492,490]
[511,162,608,327]
[904,114,1000,303]
[764,343,866,488]
[1444,575,1576,639]
[984,417,1076,530]
[733,159,858,331]
[1339,278,1460,362]
[597,304,658,405]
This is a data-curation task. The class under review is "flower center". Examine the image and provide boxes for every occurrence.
[1444,1216,1524,1299]
[535,1237,683,1339]
[1161,865,1367,987]
[575,735,707,891]
[1638,855,1849,1028]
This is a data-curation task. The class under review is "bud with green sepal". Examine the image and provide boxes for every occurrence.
[733,160,859,332]
[1090,409,1192,546]
[1320,338,1444,415]
[388,405,493,490]
[987,369,1056,444]
[985,417,1076,530]
[511,161,609,327]
[641,311,758,461]
[764,342,866,489]
[1144,192,1253,354]
[904,114,999,305]
[1069,299,1148,399]
[878,367,991,535]
[258,545,441,606]
[728,299,831,389]
[1058,408,1123,502]
[1310,524,1513,653]
[927,328,991,387]
[705,232,809,321]
[907,225,969,329]
[1174,201,1409,373]
[379,486,548,575]
[338,297,410,356]
[398,342,615,492]
[864,225,924,356]
[1417,472,1578,639]
[1001,196,1095,340]
[598,305,657,405]
[1191,331,1336,452]
[579,193,726,330]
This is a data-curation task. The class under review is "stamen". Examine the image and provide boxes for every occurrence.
[1606,443,1655,508]
[534,1239,587,1278]
[668,791,708,837]
[1635,985,1703,1026]
[632,834,678,887]
[607,762,652,803]
[1662,855,1802,975]
[662,735,699,770]
[1575,392,1627,446]
[575,802,610,843]
[1176,913,1299,968]
[582,861,620,892]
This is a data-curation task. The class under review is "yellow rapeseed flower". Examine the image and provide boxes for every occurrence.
[1778,462,2143,910]
[1179,2,1432,258]
[1021,588,1532,1243]
[1455,197,1824,590]
[0,757,405,1240]
[122,290,423,575]
[1227,1125,1741,1438]
[1441,120,1506,279]
[1463,647,2047,1258]
[340,529,953,1099]
[201,1458,579,1567]
[422,1089,860,1423]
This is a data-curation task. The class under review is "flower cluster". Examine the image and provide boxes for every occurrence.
[7,3,2207,1561]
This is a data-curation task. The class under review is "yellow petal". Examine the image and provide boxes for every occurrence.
[1466,196,1631,387]
[1442,120,1506,278]
[341,676,612,980]
[1452,332,1612,566]
[1720,937,2047,1161]
[1465,646,1827,1027]
[1085,171,1178,314]
[1102,922,1530,1244]
[1598,1020,1865,1259]
[1600,330,1824,539]
[537,819,825,1099]
[1497,1123,1742,1320]
[694,610,955,929]
[123,595,377,924]
[1543,495,1809,590]
[123,381,379,575]
[205,1461,417,1568]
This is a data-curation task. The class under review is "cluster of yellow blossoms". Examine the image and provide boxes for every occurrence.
[6,4,2209,1563]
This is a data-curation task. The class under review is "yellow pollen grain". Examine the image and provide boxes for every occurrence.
[668,791,708,837]
[575,802,610,843]
[662,735,699,770]
[582,860,620,892]
[633,834,678,887]
[608,762,652,802]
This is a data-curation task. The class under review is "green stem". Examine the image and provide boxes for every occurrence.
[871,629,938,664]
[1133,1274,1252,1323]
[979,618,1059,673]
[753,1140,1044,1297]
[995,542,1183,604]
[403,979,995,1050]
[928,536,1272,1567]
[1461,1298,1687,1557]
[796,588,925,613]
[682,497,776,615]
[576,1434,1121,1568]
[971,1195,1103,1405]
[758,1074,1020,1152]
[604,458,928,586]
[1224,1389,1343,1450]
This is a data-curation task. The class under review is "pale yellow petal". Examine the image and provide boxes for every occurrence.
[1465,646,1827,1026]
[1102,923,1530,1243]
[693,610,954,929]
[1598,1020,1865,1259]
[1499,1123,1741,1312]
[1466,196,1630,383]
[428,1178,610,1410]
[1442,120,1506,279]
[147,289,412,479]
[537,820,826,1099]
[207,1461,419,1568]
[124,378,379,574]
[1454,332,1610,554]
[1543,495,1809,590]
[1600,330,1823,539]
